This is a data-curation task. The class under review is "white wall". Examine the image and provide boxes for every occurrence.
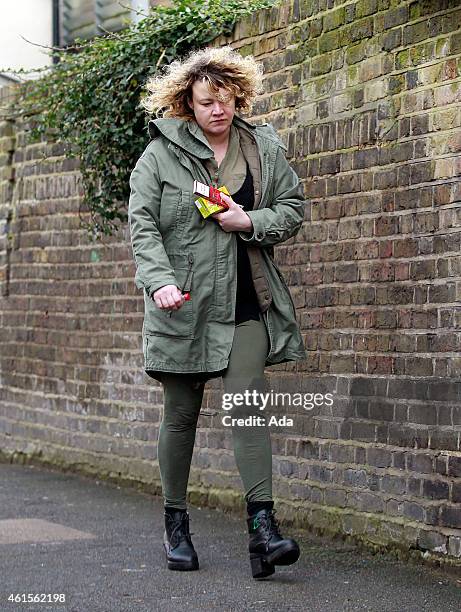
[0,0,53,78]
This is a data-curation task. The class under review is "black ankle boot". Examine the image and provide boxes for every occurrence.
[247,508,300,579]
[163,509,199,571]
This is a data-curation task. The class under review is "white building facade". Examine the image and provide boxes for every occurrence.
[0,0,158,85]
[0,0,53,84]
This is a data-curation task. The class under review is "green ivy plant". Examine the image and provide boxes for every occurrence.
[1,0,276,240]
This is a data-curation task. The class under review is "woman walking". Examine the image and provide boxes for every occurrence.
[128,46,307,579]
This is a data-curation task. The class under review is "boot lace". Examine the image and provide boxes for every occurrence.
[166,513,195,548]
[266,509,282,538]
[255,509,282,540]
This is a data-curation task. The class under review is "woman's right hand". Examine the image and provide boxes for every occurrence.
[152,284,185,311]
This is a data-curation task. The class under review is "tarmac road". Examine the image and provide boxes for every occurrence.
[0,462,460,612]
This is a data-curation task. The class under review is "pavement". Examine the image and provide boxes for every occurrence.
[0,462,460,612]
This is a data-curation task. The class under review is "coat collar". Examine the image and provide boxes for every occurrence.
[147,114,258,159]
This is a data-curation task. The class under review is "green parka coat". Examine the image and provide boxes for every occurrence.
[128,114,307,381]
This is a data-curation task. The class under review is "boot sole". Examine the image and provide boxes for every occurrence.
[163,544,199,571]
[167,559,199,571]
[250,542,300,579]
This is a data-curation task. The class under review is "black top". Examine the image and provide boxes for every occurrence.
[231,162,261,325]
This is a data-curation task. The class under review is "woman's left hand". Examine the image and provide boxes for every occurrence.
[211,193,253,233]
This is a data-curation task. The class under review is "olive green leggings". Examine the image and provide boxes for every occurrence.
[157,315,272,509]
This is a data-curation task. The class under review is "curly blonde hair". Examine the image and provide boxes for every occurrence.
[141,45,264,119]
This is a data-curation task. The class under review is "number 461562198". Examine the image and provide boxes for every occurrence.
[8,594,66,603]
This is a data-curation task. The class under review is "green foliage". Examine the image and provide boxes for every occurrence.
[3,0,276,240]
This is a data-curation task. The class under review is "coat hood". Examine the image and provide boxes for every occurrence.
[147,114,286,158]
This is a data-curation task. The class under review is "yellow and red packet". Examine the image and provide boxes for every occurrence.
[194,185,230,219]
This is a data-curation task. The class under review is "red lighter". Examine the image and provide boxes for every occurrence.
[167,291,190,318]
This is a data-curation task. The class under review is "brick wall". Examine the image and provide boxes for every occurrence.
[1,0,460,565]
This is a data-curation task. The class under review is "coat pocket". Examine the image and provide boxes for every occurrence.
[143,265,195,339]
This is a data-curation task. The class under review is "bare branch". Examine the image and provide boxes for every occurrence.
[117,1,150,19]
[156,48,166,68]
[96,25,125,40]
[19,34,86,53]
